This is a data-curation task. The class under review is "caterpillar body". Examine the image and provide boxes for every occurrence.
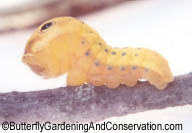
[22,17,173,90]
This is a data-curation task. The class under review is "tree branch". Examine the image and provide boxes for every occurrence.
[0,73,192,123]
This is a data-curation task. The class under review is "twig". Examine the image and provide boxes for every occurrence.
[0,73,192,123]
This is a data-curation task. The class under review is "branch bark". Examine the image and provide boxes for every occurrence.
[0,73,192,123]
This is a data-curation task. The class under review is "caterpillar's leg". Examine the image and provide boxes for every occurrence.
[67,68,87,86]
[123,77,138,87]
[142,70,168,90]
[148,78,168,90]
[103,74,120,89]
[88,75,104,86]
[105,80,120,88]
[120,75,138,87]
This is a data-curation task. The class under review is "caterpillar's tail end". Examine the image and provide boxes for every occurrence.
[155,77,174,90]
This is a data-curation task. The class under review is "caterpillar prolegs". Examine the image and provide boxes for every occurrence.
[22,17,173,90]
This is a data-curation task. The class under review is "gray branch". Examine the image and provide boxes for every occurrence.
[0,73,192,123]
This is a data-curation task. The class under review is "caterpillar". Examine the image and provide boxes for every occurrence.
[22,17,173,90]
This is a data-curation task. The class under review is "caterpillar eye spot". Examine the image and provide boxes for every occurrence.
[40,21,54,32]
[107,66,112,70]
[121,67,126,71]
[132,66,137,70]
[85,51,89,56]
[122,52,126,56]
[105,49,108,53]
[112,51,116,55]
[95,61,100,66]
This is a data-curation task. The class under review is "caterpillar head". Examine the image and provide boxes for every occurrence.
[22,17,83,78]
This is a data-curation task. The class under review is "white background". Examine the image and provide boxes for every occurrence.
[0,0,192,132]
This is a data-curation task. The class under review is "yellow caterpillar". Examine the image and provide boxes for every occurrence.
[22,17,173,89]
